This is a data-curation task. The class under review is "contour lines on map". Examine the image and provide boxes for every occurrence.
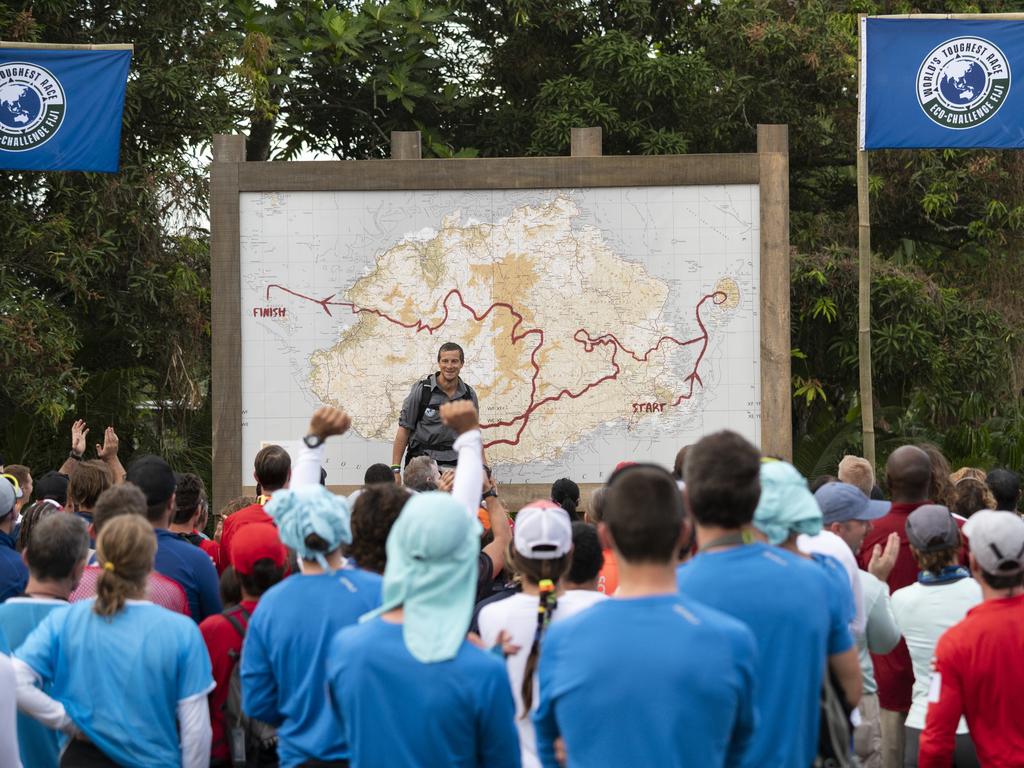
[262,195,742,465]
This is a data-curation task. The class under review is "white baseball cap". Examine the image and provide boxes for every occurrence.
[963,510,1024,576]
[514,500,572,560]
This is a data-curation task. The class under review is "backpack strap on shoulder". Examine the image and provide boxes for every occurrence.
[222,605,252,642]
[412,376,435,431]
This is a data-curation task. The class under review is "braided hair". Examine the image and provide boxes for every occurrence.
[509,546,572,717]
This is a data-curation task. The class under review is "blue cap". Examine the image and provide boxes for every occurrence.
[814,482,891,525]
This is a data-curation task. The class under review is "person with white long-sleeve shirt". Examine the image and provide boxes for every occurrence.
[13,514,212,768]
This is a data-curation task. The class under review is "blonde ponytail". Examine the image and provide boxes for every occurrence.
[94,514,156,618]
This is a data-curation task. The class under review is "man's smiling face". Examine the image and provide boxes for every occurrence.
[438,350,463,385]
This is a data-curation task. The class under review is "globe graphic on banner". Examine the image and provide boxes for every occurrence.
[938,60,987,105]
[0,83,42,130]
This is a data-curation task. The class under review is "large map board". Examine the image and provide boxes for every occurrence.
[211,128,790,508]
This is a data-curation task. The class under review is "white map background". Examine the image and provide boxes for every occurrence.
[240,186,761,485]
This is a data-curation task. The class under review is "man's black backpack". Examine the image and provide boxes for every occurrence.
[406,375,476,459]
[222,606,279,768]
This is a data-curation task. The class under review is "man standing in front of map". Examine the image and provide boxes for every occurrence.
[391,342,481,482]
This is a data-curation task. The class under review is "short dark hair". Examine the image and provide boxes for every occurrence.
[254,445,290,492]
[684,431,761,529]
[672,446,690,480]
[603,465,684,564]
[567,522,604,583]
[237,559,287,598]
[173,473,207,526]
[364,463,396,485]
[437,342,464,363]
[26,514,89,581]
[978,567,1024,590]
[68,460,112,510]
[986,469,1021,512]
[348,485,409,574]
[94,484,148,534]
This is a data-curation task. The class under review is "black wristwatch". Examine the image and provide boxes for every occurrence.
[302,434,325,449]
[482,489,498,500]
[68,450,83,461]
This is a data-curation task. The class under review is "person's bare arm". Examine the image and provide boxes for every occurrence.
[482,477,511,580]
[828,647,863,708]
[391,427,410,484]
[96,426,125,484]
[57,419,88,477]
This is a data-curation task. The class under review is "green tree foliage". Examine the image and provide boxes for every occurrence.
[0,1,238,479]
[4,0,1024,494]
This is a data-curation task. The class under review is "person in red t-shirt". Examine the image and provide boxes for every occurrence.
[220,445,291,568]
[856,445,970,768]
[200,523,288,767]
[919,510,1024,767]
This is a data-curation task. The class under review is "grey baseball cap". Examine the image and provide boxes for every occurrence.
[905,504,960,552]
[963,510,1024,576]
[0,477,15,518]
[814,482,891,525]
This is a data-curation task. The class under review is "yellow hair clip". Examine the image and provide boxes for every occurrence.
[102,562,115,572]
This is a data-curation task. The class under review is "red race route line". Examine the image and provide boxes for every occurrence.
[265,284,727,448]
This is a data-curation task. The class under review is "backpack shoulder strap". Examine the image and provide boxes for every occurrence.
[412,376,434,430]
[222,605,251,641]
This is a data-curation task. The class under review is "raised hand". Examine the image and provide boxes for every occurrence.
[440,400,479,435]
[438,469,455,493]
[308,406,352,440]
[868,532,900,582]
[70,420,88,457]
[96,426,119,460]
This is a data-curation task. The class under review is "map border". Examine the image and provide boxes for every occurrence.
[210,127,790,511]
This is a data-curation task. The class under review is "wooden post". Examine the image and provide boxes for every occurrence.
[856,15,876,468]
[570,127,603,157]
[391,131,422,160]
[210,134,246,514]
[757,124,792,460]
[857,150,875,467]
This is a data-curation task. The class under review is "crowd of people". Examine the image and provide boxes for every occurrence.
[1,399,1024,768]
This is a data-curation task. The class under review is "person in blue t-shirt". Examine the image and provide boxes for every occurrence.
[240,480,382,767]
[677,433,861,768]
[12,514,214,768]
[0,513,90,768]
[126,454,222,621]
[533,463,758,768]
[327,400,520,768]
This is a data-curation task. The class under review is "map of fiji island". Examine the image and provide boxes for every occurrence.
[241,187,760,485]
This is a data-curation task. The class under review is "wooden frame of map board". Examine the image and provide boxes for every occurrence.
[209,125,790,512]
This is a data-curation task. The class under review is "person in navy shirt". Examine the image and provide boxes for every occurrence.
[677,433,861,768]
[126,455,222,622]
[327,400,519,768]
[0,475,28,602]
[533,464,758,768]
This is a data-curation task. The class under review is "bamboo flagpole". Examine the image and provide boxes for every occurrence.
[857,15,876,467]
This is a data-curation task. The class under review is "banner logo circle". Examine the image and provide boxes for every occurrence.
[0,62,67,151]
[917,37,1011,130]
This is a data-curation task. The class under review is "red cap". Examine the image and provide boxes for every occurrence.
[231,523,287,576]
[614,461,637,472]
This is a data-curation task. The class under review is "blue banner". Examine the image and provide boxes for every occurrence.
[860,17,1024,149]
[0,47,131,172]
